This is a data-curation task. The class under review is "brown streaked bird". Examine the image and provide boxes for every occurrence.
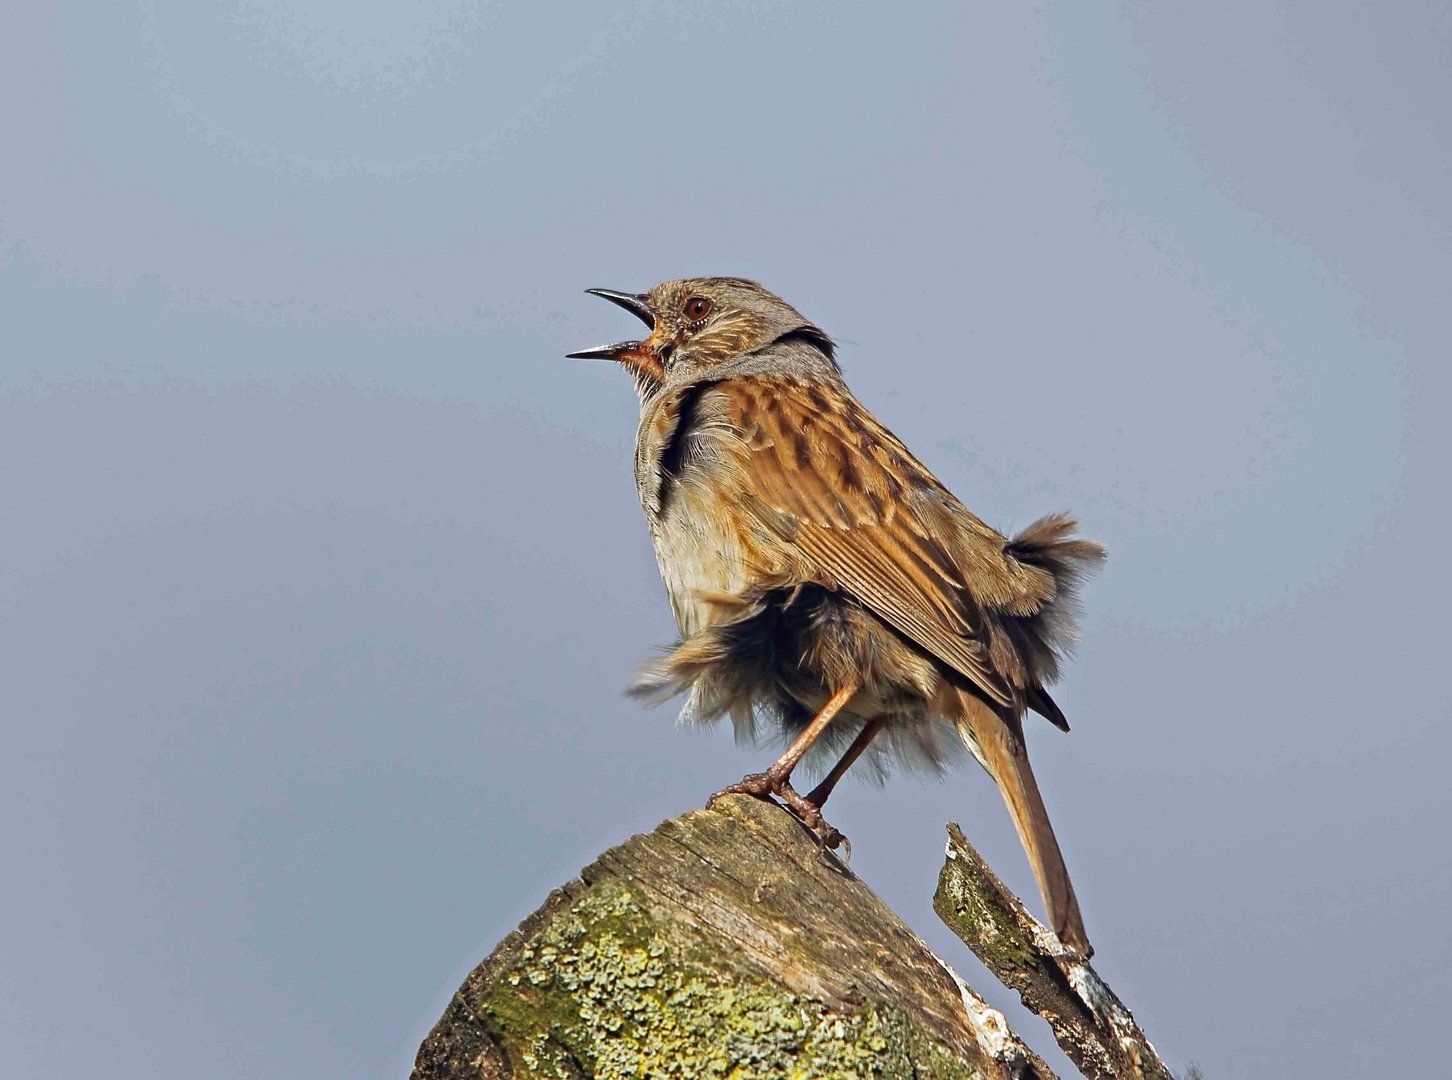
[568,278,1104,956]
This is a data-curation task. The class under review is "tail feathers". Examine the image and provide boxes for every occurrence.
[960,693,1091,957]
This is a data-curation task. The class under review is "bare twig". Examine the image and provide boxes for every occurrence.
[934,823,1173,1080]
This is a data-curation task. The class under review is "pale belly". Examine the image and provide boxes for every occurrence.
[649,491,749,639]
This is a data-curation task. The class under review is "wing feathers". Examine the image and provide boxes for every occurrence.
[677,373,1099,712]
[708,376,1028,704]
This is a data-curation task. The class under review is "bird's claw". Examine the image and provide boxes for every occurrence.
[709,769,849,859]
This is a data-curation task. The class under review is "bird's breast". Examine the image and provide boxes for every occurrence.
[635,392,753,638]
[649,492,751,638]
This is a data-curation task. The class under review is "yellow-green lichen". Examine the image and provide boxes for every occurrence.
[475,880,980,1079]
[934,860,1039,973]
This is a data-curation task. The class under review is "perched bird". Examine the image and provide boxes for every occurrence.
[569,278,1104,956]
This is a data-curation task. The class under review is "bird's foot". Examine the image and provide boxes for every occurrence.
[709,768,849,857]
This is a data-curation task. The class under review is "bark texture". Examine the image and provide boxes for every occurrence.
[413,795,1054,1079]
[934,824,1172,1080]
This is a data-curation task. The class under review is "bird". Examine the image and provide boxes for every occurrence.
[568,277,1104,957]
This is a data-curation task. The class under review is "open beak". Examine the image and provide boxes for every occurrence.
[566,288,655,361]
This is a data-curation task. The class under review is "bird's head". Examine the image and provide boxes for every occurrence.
[567,277,834,392]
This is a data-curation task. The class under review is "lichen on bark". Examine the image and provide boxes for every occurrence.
[935,824,1172,1080]
[413,796,1052,1080]
[477,880,979,1079]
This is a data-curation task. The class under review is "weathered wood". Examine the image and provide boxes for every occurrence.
[934,824,1172,1080]
[414,795,1056,1079]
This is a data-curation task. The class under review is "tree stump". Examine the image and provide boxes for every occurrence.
[413,794,1054,1079]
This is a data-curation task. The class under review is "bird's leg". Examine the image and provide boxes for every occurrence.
[789,715,887,859]
[804,715,887,811]
[710,684,859,849]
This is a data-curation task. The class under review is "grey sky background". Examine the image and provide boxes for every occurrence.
[2,3,1447,1077]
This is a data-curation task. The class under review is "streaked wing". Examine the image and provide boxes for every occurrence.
[708,374,1050,706]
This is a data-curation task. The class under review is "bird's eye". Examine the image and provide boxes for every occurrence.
[683,296,713,322]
